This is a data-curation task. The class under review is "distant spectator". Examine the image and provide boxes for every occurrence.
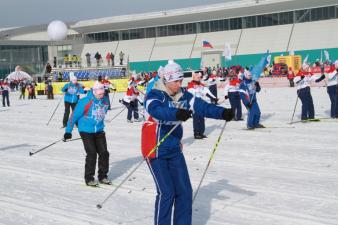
[106,52,111,66]
[58,72,63,82]
[110,52,115,66]
[45,77,54,99]
[119,51,125,65]
[19,81,26,100]
[1,79,10,107]
[95,52,101,67]
[85,52,91,67]
[53,57,57,68]
[46,63,52,74]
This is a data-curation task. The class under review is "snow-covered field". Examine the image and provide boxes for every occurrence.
[0,86,337,225]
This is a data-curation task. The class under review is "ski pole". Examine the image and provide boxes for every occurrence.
[46,97,63,126]
[96,122,181,209]
[193,121,227,204]
[29,138,64,156]
[289,93,299,124]
[106,107,127,123]
[110,90,116,103]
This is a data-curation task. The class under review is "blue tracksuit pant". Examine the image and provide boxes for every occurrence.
[297,87,314,120]
[247,101,261,128]
[228,92,242,120]
[147,153,192,225]
[209,84,217,104]
[327,85,338,118]
[192,113,205,135]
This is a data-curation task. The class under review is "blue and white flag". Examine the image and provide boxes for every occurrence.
[251,51,270,82]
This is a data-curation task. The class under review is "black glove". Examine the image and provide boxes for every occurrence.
[246,103,252,109]
[255,82,260,88]
[224,95,229,100]
[64,133,72,141]
[84,90,88,94]
[64,88,68,92]
[301,76,305,80]
[176,109,192,121]
[222,108,234,121]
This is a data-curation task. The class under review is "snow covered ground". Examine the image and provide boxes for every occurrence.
[0,86,337,225]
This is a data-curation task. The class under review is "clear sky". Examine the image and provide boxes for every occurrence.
[0,0,237,28]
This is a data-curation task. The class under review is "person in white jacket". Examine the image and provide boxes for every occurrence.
[293,64,323,120]
[315,60,338,118]
[187,72,217,139]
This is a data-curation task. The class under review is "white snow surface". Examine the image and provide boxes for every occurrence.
[0,86,337,225]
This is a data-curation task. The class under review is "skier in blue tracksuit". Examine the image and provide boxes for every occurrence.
[64,82,111,186]
[61,76,85,127]
[239,70,263,129]
[142,61,234,225]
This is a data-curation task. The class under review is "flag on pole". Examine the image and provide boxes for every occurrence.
[223,42,232,61]
[251,51,270,82]
[202,41,213,48]
[302,54,309,67]
[324,50,330,62]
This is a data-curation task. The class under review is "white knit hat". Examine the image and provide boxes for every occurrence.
[163,61,184,83]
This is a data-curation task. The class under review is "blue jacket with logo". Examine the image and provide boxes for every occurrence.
[61,82,85,103]
[145,87,225,158]
[66,91,109,134]
[239,77,261,106]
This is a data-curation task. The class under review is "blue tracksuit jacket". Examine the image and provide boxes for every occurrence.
[239,77,261,128]
[144,86,226,225]
[62,82,85,103]
[66,91,109,134]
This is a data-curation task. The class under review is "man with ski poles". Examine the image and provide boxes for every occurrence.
[63,82,111,187]
[61,75,85,128]
[142,61,234,225]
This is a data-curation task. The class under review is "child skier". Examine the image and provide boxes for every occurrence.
[63,82,111,186]
[187,71,217,139]
[239,70,263,129]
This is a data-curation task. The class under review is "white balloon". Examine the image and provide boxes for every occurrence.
[47,20,68,41]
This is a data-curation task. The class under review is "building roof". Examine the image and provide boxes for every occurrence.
[71,0,338,33]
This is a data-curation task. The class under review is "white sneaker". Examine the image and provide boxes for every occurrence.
[134,118,142,122]
[127,119,133,123]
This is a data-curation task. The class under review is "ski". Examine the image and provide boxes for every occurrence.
[289,118,320,124]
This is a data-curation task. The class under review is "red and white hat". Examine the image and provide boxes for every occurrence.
[163,61,184,83]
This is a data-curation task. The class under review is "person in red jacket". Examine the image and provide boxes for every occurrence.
[287,67,295,87]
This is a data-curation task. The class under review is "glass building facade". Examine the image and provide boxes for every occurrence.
[84,5,338,43]
[0,45,48,78]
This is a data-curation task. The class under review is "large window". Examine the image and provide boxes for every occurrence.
[157,26,168,37]
[145,27,156,38]
[243,16,256,28]
[168,24,185,36]
[295,9,310,23]
[130,28,145,39]
[279,11,294,25]
[257,13,278,27]
[84,4,338,43]
[109,31,119,41]
[230,18,242,30]
[311,6,336,21]
[210,19,225,32]
[199,21,210,33]
[185,23,197,34]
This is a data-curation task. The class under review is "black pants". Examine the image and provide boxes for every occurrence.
[63,102,77,127]
[80,132,109,183]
